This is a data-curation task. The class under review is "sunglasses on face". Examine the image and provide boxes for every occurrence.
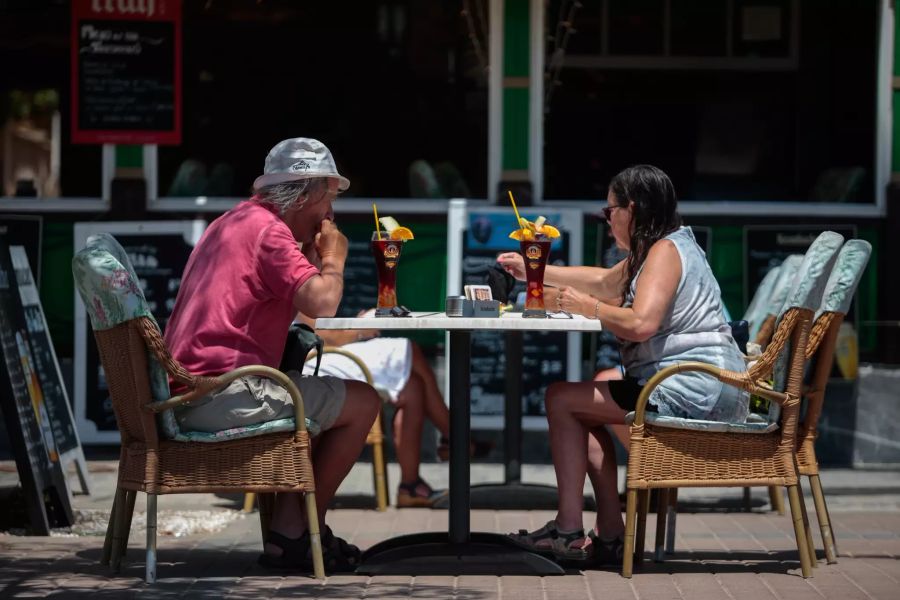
[600,204,625,221]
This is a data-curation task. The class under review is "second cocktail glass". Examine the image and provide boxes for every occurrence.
[371,231,403,314]
[520,239,551,318]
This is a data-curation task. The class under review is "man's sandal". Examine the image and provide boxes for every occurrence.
[321,526,362,573]
[507,520,587,562]
[258,530,312,570]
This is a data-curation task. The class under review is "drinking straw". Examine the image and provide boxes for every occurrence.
[507,190,522,228]
[373,203,382,240]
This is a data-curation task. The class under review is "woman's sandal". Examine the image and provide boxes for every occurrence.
[507,520,588,562]
[258,530,312,570]
[396,477,447,508]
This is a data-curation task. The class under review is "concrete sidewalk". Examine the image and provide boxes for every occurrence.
[2,461,900,599]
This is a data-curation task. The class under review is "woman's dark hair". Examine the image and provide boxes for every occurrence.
[608,165,681,297]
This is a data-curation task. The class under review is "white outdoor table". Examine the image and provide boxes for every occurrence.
[316,311,602,575]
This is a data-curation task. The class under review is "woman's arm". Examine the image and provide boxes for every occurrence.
[496,253,628,302]
[558,240,681,342]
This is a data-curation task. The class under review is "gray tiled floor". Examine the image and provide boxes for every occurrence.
[2,461,900,599]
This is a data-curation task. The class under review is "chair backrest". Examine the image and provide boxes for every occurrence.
[72,234,179,442]
[818,239,872,318]
[743,265,781,329]
[750,254,803,342]
[765,231,843,427]
[801,239,872,437]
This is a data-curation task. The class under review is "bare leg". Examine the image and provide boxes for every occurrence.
[393,372,427,488]
[410,342,449,437]
[266,380,380,554]
[545,381,627,536]
[588,427,625,538]
[588,368,627,493]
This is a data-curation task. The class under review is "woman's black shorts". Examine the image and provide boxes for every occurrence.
[608,377,657,413]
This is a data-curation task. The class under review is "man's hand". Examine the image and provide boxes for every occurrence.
[315,219,348,263]
[302,241,322,270]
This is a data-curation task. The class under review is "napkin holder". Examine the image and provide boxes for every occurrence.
[470,299,501,317]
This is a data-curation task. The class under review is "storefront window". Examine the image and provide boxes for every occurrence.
[159,0,488,199]
[543,0,878,203]
[0,1,102,198]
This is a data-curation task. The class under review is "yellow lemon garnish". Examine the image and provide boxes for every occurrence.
[508,228,534,241]
[390,226,415,241]
[539,224,561,239]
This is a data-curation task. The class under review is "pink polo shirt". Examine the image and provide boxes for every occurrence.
[164,200,319,379]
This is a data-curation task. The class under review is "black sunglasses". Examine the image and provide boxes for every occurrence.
[600,202,630,221]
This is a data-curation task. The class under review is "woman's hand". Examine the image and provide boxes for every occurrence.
[496,252,526,281]
[556,286,597,317]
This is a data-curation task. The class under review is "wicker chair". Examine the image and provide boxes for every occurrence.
[653,238,870,562]
[794,239,871,564]
[622,231,843,579]
[73,235,325,582]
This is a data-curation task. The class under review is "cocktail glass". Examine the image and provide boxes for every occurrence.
[371,231,403,315]
[520,239,551,318]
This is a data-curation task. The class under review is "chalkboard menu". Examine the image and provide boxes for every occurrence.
[0,238,74,532]
[744,225,857,308]
[337,236,378,318]
[0,216,42,283]
[461,211,574,418]
[74,221,203,444]
[71,0,182,145]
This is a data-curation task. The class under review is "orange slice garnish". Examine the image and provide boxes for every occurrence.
[390,226,414,240]
[539,225,561,239]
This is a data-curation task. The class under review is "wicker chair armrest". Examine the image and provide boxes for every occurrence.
[631,361,787,427]
[307,346,375,386]
[145,365,309,433]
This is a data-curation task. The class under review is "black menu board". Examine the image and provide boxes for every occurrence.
[10,247,81,458]
[461,212,572,418]
[71,0,181,144]
[0,216,42,283]
[0,237,74,532]
[338,236,378,318]
[75,223,200,443]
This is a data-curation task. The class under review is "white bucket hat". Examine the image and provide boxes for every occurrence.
[252,137,350,192]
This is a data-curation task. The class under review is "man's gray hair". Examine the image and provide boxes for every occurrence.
[254,178,325,215]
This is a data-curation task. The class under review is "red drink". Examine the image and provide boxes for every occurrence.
[371,232,403,309]
[520,239,551,318]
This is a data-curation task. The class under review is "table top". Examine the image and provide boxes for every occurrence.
[316,311,603,332]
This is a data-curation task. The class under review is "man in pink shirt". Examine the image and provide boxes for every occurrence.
[165,138,380,572]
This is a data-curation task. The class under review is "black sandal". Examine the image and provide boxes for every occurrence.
[507,520,587,561]
[321,526,361,573]
[258,530,312,570]
[396,477,447,508]
[586,531,625,569]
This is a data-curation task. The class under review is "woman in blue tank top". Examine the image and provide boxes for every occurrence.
[498,165,748,568]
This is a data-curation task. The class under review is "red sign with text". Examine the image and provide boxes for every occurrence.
[71,0,182,144]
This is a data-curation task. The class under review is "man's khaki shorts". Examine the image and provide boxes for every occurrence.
[175,371,346,434]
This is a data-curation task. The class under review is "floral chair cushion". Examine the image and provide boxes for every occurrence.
[72,233,319,442]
